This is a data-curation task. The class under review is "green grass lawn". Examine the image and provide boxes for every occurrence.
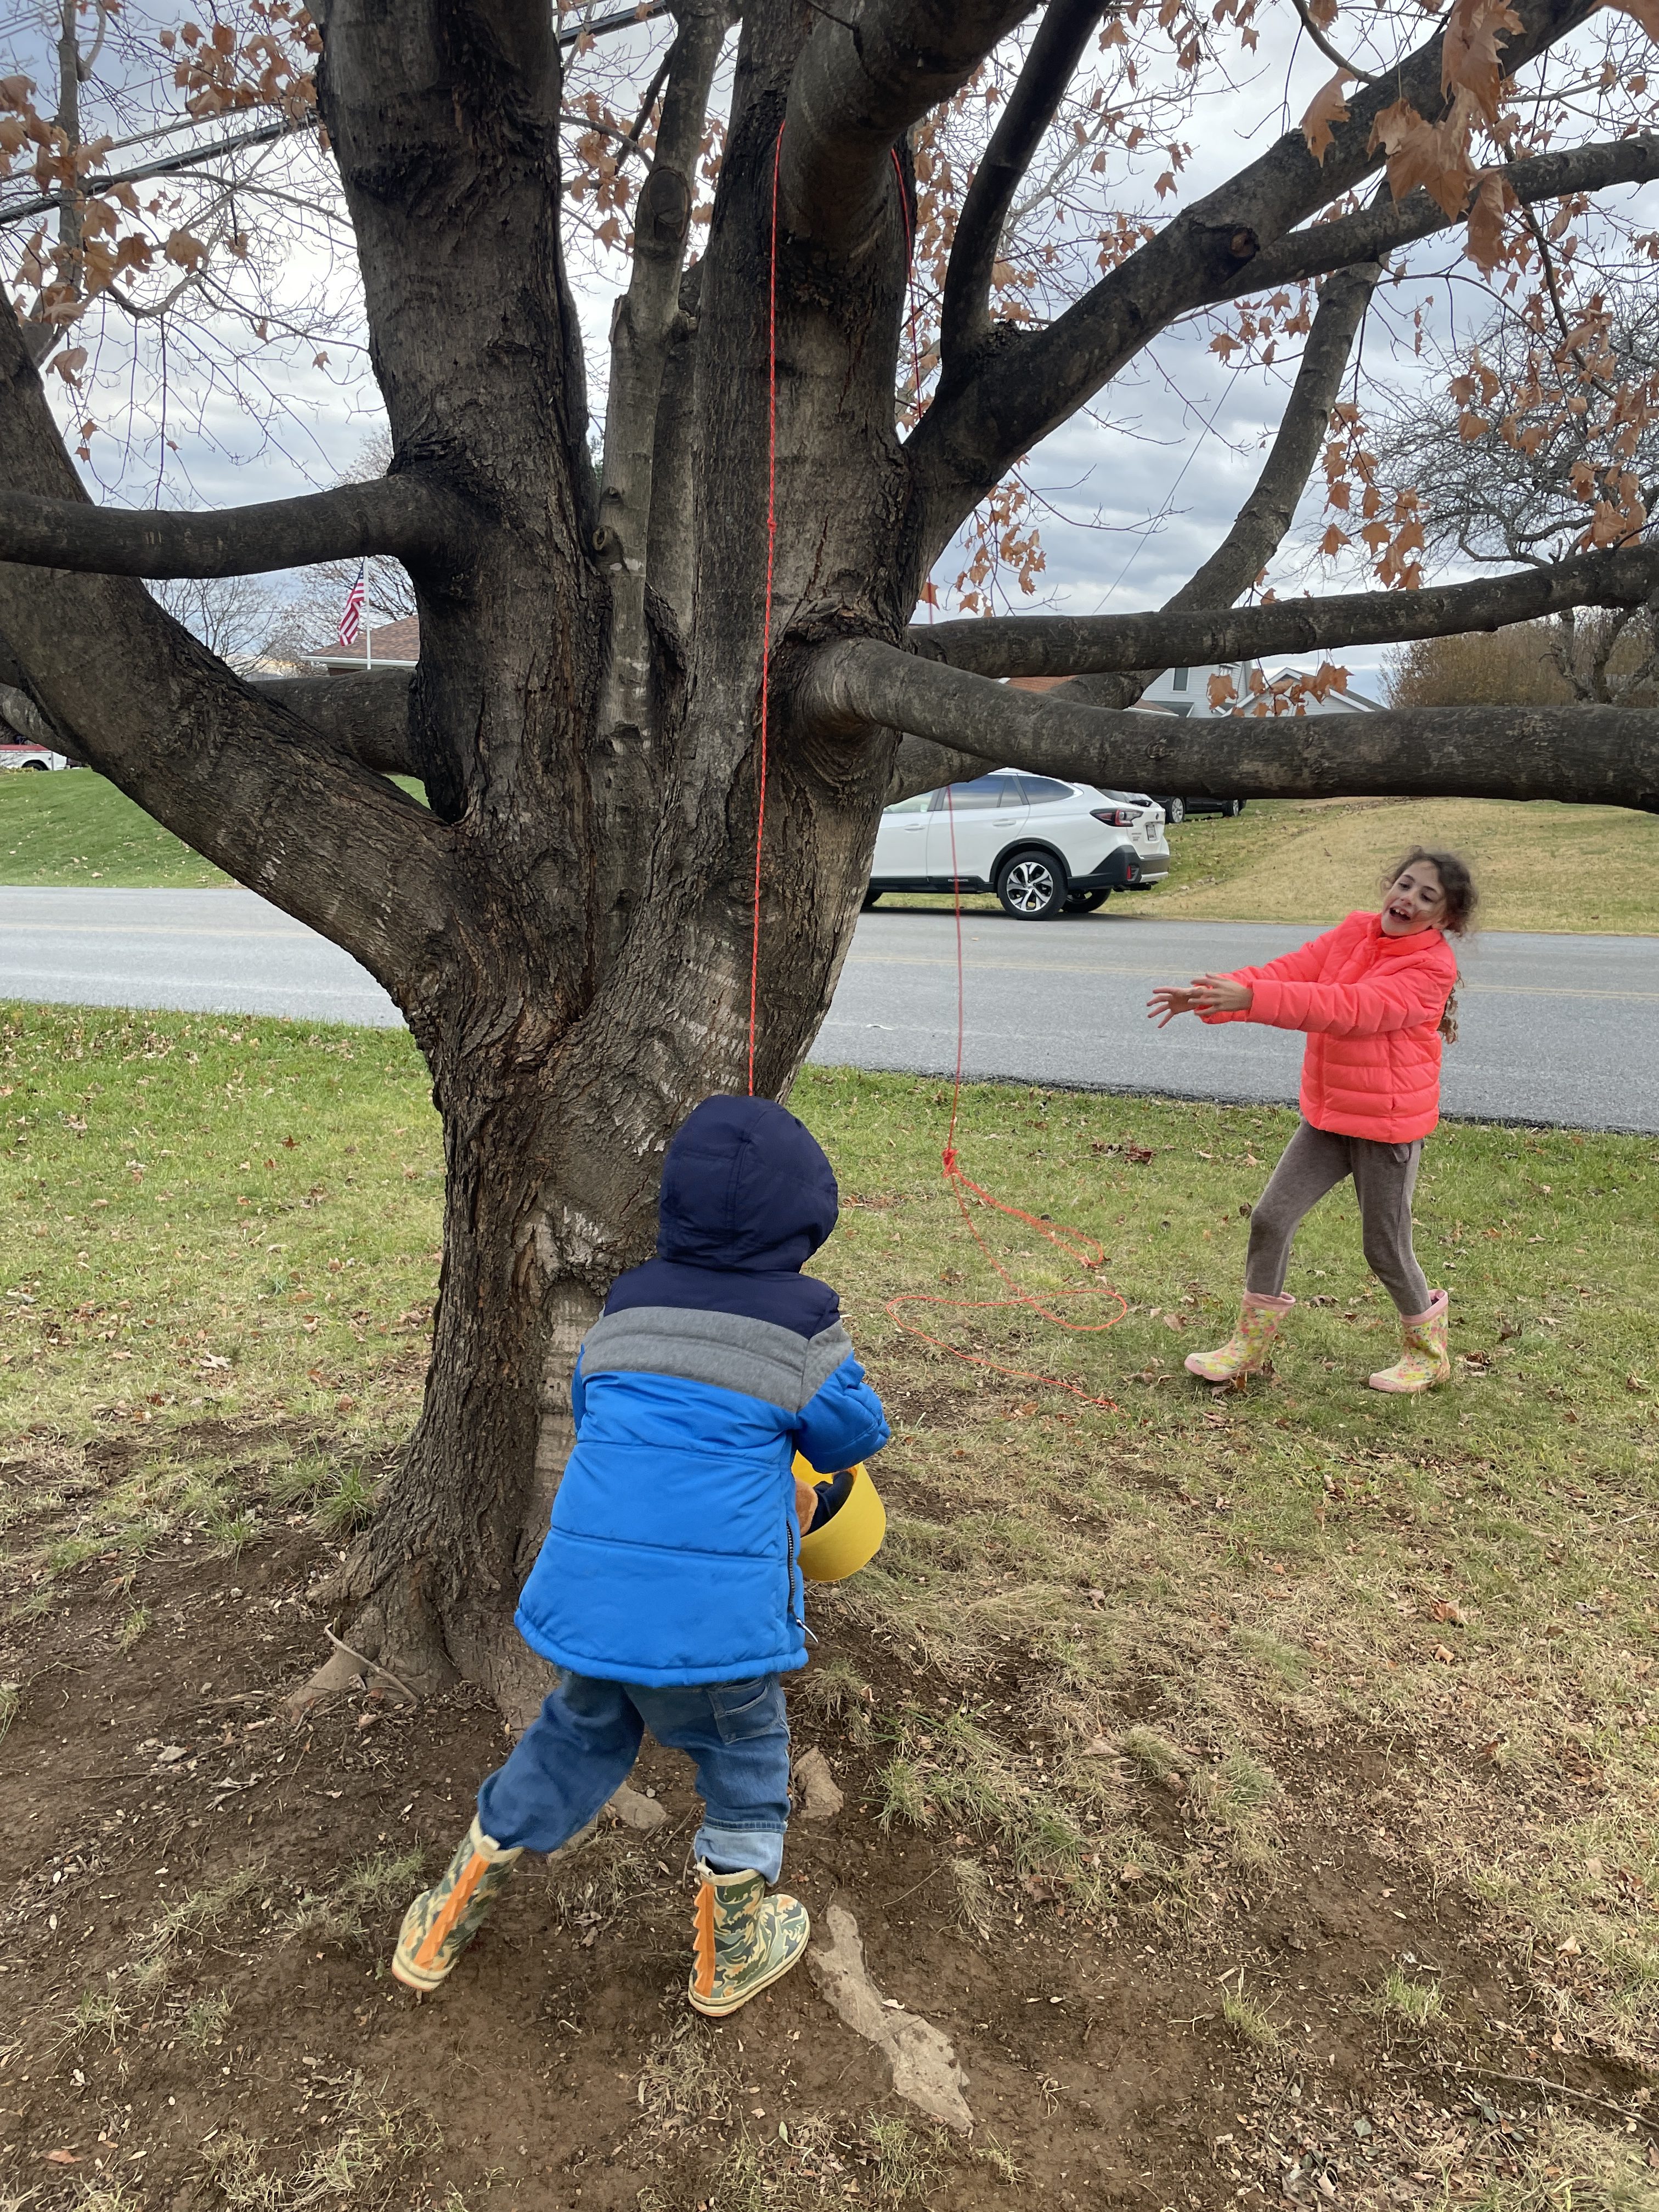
[0,768,231,887]
[5,1004,1659,2118]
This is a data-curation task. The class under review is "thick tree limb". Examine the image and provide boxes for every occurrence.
[907,543,1659,680]
[780,0,1039,254]
[1246,134,1659,292]
[0,680,64,747]
[887,732,997,802]
[908,0,1604,558]
[318,2,606,836]
[250,670,416,776]
[0,477,470,579]
[939,0,1105,371]
[0,298,457,999]
[800,636,1659,810]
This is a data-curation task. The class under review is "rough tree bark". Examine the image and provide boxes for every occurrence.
[0,0,1655,1712]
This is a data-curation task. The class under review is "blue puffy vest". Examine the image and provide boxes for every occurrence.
[514,1096,890,1687]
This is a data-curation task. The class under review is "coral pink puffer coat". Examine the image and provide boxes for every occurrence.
[1204,910,1458,1142]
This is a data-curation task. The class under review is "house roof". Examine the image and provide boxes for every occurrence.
[313,615,421,669]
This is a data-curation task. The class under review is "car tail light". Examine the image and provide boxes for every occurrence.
[1091,806,1137,828]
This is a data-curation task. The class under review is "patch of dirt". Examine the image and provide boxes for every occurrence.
[2,1520,1652,2210]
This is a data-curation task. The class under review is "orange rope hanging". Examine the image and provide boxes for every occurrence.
[882,155,1128,1410]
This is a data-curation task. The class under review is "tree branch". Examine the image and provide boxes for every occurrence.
[317,1,606,821]
[250,670,416,776]
[800,636,1659,810]
[0,477,471,579]
[780,0,1039,255]
[597,1,729,733]
[0,297,456,999]
[1245,134,1659,291]
[887,732,996,802]
[1284,0,1383,84]
[1170,257,1379,617]
[939,0,1104,372]
[907,0,1605,561]
[907,542,1659,679]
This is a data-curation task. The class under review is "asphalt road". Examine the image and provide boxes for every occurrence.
[1,886,1654,1131]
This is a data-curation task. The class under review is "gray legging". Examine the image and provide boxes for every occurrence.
[1244,1120,1431,1316]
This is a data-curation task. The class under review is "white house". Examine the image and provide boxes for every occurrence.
[1137,661,1383,716]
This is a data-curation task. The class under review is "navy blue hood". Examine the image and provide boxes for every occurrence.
[656,1094,838,1272]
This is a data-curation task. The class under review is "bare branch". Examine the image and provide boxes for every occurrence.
[0,117,307,227]
[1170,257,1379,616]
[1284,0,1383,85]
[1020,257,1380,716]
[800,636,1659,809]
[907,542,1659,679]
[558,2,672,47]
[908,0,1607,560]
[251,670,416,777]
[1245,133,1659,291]
[0,477,471,580]
[939,0,1105,372]
[780,0,1039,255]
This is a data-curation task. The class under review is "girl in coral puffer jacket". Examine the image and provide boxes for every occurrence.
[1147,848,1477,1395]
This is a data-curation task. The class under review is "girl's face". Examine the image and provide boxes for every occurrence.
[1380,860,1446,936]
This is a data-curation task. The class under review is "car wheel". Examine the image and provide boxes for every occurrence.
[22,759,47,770]
[996,850,1068,920]
[1064,888,1110,913]
[1223,798,1244,818]
[1163,795,1185,824]
[860,887,883,909]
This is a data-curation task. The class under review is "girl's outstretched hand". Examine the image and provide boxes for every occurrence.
[1146,983,1200,1026]
[1147,975,1254,1025]
[1190,973,1253,1013]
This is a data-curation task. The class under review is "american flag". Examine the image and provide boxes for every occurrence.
[337,561,366,648]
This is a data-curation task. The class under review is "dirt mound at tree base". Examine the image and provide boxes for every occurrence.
[2,1518,1652,2210]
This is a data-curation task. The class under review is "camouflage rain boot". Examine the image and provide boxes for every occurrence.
[1184,1290,1294,1384]
[392,1815,522,1993]
[1369,1289,1451,1394]
[687,1864,810,2018]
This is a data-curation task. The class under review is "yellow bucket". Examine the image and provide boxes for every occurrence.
[793,1452,885,1583]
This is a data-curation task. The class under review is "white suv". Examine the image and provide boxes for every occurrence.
[866,770,1169,919]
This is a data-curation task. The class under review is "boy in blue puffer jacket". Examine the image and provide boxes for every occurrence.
[392,1094,889,2017]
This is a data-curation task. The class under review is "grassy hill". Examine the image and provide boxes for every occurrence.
[1144,794,1659,934]
[0,766,229,887]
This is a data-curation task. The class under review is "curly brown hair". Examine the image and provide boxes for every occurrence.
[1381,848,1479,1042]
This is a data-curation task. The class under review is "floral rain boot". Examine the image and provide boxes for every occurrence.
[392,1815,523,1993]
[1369,1288,1451,1394]
[1184,1290,1294,1384]
[687,1864,810,2018]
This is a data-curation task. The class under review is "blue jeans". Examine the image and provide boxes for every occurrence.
[477,1672,791,1882]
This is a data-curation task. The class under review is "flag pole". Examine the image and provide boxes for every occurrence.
[365,558,373,670]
